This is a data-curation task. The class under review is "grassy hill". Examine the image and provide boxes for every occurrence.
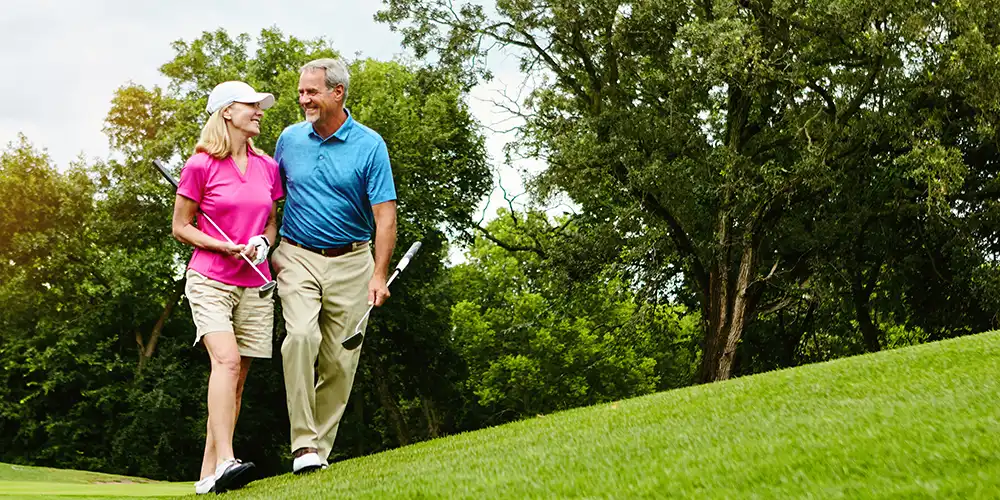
[227,331,1000,499]
[5,331,999,498]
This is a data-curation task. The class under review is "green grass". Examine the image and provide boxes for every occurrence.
[227,331,1000,499]
[7,331,1000,498]
[0,463,188,498]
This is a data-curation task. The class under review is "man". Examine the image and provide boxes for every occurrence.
[271,58,397,473]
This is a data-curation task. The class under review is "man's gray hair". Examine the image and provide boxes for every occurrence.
[301,58,350,101]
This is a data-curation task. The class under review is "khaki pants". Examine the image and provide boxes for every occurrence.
[271,240,373,460]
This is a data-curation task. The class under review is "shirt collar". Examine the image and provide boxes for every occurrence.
[310,108,354,143]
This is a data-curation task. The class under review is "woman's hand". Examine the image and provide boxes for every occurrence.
[219,241,247,257]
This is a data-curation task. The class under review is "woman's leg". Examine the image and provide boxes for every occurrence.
[234,357,253,421]
[200,420,216,480]
[202,331,242,465]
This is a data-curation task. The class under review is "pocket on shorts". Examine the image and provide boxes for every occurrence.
[185,269,238,340]
[232,289,275,358]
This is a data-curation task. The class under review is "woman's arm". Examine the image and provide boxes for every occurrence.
[171,194,244,256]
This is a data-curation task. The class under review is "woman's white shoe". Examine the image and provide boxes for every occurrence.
[213,458,256,493]
[194,475,215,495]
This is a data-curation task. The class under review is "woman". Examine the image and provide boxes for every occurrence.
[171,81,282,495]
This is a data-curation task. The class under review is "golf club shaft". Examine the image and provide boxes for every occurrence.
[354,268,401,332]
[198,211,271,284]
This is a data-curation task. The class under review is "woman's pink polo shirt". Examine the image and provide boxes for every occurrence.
[176,150,284,287]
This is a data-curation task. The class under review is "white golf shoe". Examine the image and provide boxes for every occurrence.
[194,475,215,495]
[292,452,327,474]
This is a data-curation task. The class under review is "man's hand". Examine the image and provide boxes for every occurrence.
[368,274,390,306]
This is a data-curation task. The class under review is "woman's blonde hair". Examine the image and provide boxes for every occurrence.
[194,105,264,159]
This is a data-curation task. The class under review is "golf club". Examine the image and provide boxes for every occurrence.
[153,160,277,298]
[341,241,422,350]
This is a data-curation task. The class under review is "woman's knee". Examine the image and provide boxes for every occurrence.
[211,351,242,377]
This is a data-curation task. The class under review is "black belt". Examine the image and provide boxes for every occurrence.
[283,238,368,257]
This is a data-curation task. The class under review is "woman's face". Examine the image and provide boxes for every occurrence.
[224,102,263,137]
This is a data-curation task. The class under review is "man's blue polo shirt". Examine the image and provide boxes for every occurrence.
[275,109,397,248]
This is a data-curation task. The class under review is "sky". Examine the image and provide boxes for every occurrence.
[0,0,549,228]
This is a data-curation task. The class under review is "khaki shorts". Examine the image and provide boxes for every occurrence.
[185,269,274,358]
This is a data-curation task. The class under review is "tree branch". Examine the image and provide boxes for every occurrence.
[837,56,883,125]
[757,295,799,316]
[480,21,590,103]
[137,277,186,372]
[807,82,837,116]
[473,225,547,258]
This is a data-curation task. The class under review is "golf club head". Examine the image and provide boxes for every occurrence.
[341,332,364,350]
[258,280,277,298]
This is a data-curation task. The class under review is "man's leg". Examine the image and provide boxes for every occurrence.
[315,247,374,462]
[275,243,325,455]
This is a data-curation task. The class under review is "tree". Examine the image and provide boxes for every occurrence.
[377,0,1000,381]
[449,209,699,421]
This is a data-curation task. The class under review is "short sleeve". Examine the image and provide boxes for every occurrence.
[177,154,209,203]
[274,133,285,166]
[269,158,285,201]
[367,139,397,205]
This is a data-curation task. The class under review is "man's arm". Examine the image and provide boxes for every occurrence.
[369,200,397,306]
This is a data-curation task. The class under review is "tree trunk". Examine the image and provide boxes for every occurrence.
[136,278,185,372]
[852,265,883,352]
[782,301,815,367]
[372,358,410,446]
[698,242,758,382]
[352,392,365,456]
[419,392,441,439]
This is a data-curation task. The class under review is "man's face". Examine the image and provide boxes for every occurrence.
[298,69,342,124]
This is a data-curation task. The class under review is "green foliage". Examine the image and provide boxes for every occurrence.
[448,210,699,420]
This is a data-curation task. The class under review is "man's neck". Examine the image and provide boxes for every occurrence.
[314,108,348,139]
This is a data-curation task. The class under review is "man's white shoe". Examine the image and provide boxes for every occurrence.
[292,452,326,474]
[194,475,215,495]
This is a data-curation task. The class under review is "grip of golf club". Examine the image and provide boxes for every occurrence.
[152,160,179,188]
[395,241,422,272]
